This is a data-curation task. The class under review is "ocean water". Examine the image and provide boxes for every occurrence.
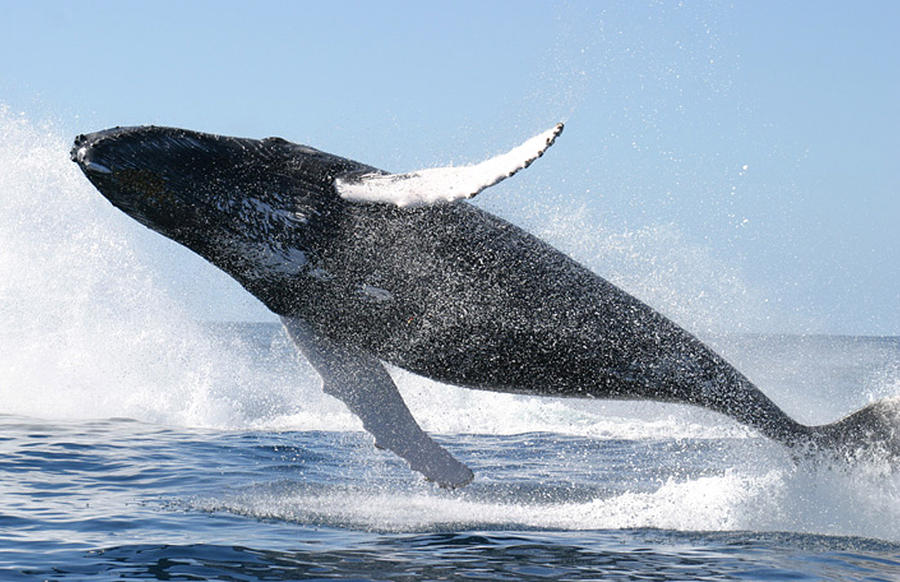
[2,111,900,580]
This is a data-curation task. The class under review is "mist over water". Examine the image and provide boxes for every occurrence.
[1,109,899,545]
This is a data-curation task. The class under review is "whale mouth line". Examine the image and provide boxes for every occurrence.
[84,160,113,174]
[72,139,117,176]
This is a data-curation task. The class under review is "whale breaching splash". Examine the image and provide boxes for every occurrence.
[72,124,899,487]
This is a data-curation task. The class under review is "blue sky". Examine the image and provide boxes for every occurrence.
[1,1,897,334]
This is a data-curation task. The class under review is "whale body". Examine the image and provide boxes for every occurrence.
[72,124,898,486]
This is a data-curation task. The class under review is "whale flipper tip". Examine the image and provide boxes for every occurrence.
[281,316,475,488]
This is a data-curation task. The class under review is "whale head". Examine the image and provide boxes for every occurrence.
[71,126,367,295]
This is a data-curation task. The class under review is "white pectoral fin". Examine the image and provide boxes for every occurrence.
[335,122,564,207]
[281,317,474,488]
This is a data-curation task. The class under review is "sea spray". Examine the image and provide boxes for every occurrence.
[0,109,313,427]
[186,434,900,540]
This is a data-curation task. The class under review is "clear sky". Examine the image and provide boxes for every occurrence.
[1,1,897,334]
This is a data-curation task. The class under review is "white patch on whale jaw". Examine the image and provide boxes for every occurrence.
[225,239,310,281]
[236,197,309,227]
[334,123,564,208]
[205,195,321,284]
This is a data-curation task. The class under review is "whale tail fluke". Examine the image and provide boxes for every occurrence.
[805,397,900,464]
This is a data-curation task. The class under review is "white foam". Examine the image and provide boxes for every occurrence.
[192,456,900,541]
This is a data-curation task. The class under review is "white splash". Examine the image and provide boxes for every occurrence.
[228,240,309,278]
[0,109,306,428]
[192,457,900,541]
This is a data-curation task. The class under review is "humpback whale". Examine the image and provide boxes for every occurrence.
[72,124,898,487]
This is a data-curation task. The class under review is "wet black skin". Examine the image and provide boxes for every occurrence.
[72,126,867,451]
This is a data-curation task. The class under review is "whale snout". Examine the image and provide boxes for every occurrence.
[71,126,246,180]
[70,131,93,159]
[70,125,273,234]
[70,128,136,176]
